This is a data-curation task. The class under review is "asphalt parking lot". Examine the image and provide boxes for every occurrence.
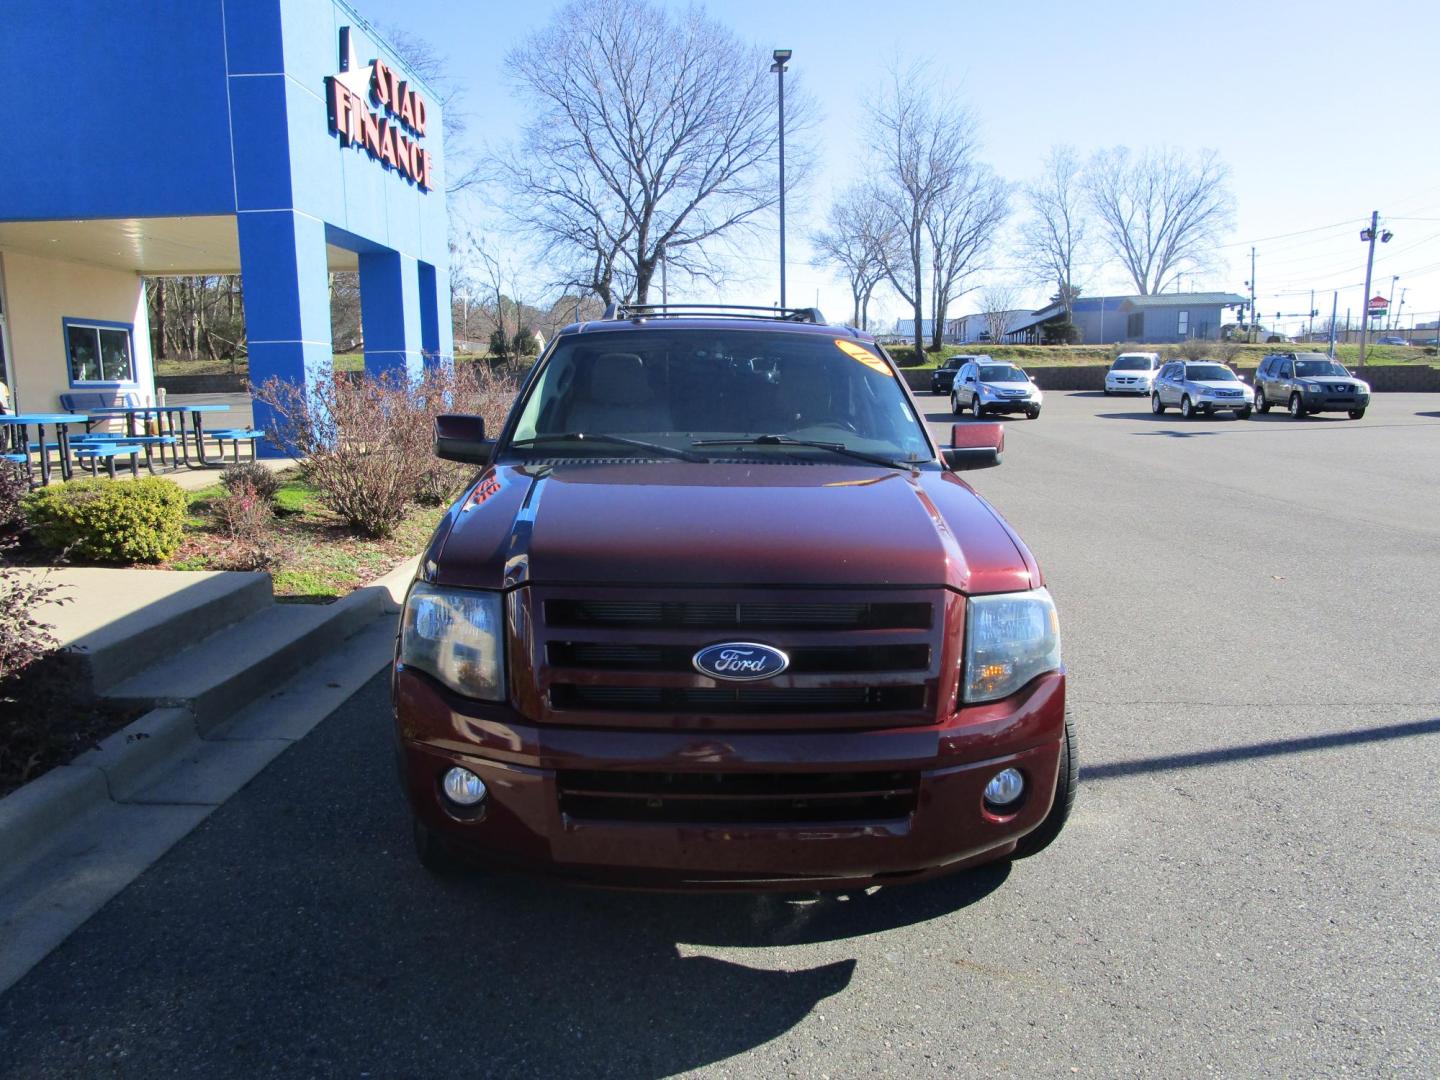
[2,392,1437,1077]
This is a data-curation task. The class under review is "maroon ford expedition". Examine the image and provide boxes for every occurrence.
[392,305,1076,890]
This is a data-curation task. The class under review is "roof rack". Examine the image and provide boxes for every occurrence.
[600,302,828,325]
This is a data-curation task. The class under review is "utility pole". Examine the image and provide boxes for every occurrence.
[1249,247,1257,343]
[1308,290,1315,341]
[1327,291,1338,357]
[1357,210,1385,371]
[1386,275,1398,331]
[1395,287,1407,334]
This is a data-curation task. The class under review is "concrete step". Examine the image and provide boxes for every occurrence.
[27,569,276,695]
[104,586,396,733]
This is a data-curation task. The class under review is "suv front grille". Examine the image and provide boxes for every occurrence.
[545,599,932,631]
[550,684,926,713]
[524,587,947,729]
[557,769,919,824]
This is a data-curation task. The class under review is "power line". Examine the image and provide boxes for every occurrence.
[1216,219,1359,249]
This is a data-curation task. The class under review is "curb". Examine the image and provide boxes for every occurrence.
[0,555,418,881]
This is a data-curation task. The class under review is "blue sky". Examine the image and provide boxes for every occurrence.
[353,0,1440,333]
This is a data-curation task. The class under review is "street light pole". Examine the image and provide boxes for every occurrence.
[1357,210,1392,372]
[771,49,792,310]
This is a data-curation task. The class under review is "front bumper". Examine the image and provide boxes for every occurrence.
[979,395,1041,414]
[393,667,1066,890]
[1195,396,1250,412]
[1302,391,1370,412]
[931,377,956,393]
[1105,376,1152,394]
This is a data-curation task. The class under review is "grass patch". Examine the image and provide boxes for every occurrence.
[157,351,496,379]
[165,469,443,602]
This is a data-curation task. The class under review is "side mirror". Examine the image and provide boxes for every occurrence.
[942,422,1004,471]
[964,375,976,383]
[434,413,495,465]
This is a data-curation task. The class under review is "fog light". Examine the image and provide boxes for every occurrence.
[442,767,487,806]
[983,768,1025,808]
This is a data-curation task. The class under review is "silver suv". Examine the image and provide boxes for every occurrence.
[1151,361,1252,419]
[950,360,1043,420]
[1254,353,1369,420]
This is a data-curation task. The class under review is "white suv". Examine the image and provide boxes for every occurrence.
[1104,352,1161,395]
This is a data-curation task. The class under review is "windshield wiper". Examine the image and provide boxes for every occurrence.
[509,432,703,462]
[691,434,912,470]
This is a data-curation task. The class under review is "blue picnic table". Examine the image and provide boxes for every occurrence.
[0,412,94,485]
[85,403,234,466]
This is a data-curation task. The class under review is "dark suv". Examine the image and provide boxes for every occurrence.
[1254,352,1370,419]
[394,304,1076,890]
[930,354,988,395]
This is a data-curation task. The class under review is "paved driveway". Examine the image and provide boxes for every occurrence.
[2,392,1437,1077]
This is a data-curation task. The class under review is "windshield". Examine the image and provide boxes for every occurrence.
[1112,356,1153,371]
[979,365,1026,382]
[1185,364,1238,382]
[942,358,964,370]
[507,329,931,465]
[1295,360,1348,377]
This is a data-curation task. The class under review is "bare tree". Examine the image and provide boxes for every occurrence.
[384,26,481,194]
[1018,145,1088,319]
[1085,147,1233,295]
[980,283,1022,343]
[811,186,892,329]
[501,0,812,305]
[868,65,1005,358]
[925,163,1010,350]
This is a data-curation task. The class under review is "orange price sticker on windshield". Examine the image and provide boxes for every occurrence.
[833,338,892,375]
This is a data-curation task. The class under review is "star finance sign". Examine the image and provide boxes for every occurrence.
[326,27,435,192]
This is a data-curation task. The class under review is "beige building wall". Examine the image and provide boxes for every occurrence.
[0,248,155,412]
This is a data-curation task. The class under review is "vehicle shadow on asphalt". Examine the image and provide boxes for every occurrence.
[1084,716,1440,780]
[0,674,1010,1079]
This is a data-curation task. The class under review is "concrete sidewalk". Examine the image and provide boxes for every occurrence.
[0,557,417,992]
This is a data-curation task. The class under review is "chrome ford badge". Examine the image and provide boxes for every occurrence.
[693,642,790,682]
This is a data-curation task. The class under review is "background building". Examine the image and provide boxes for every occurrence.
[1007,293,1248,344]
[0,0,452,452]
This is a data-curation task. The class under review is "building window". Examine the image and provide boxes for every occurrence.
[1126,312,1144,339]
[1177,311,1189,337]
[64,319,135,385]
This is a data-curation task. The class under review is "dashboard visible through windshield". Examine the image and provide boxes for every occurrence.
[506,329,932,466]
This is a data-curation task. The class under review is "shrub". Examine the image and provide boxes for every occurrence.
[512,327,539,357]
[23,478,188,564]
[221,461,282,502]
[0,566,67,787]
[215,479,277,570]
[254,363,518,538]
[0,462,28,539]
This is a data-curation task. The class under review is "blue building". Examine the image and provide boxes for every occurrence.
[1006,293,1248,345]
[0,0,453,452]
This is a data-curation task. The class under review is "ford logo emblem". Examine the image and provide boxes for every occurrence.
[693,642,790,682]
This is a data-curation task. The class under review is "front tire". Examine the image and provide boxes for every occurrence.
[1237,406,1253,419]
[1026,406,1041,420]
[1349,408,1366,420]
[951,391,961,416]
[970,395,984,419]
[1012,705,1078,859]
[1180,394,1195,419]
[1151,392,1166,414]
[1289,392,1305,419]
[1255,388,1271,413]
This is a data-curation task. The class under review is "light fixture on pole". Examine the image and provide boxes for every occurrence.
[1357,211,1393,371]
[771,48,792,310]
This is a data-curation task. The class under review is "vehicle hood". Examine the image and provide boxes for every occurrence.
[981,380,1037,392]
[1188,379,1246,392]
[1108,369,1154,378]
[1296,376,1366,389]
[429,461,1037,595]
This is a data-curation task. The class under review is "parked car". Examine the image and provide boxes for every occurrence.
[1253,352,1370,420]
[1376,336,1408,347]
[395,303,1075,889]
[930,354,989,395]
[1151,360,1252,418]
[1104,352,1161,395]
[950,360,1043,419]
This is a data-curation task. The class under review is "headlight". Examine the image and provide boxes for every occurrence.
[400,582,506,700]
[962,587,1061,703]
[1355,381,1370,394]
